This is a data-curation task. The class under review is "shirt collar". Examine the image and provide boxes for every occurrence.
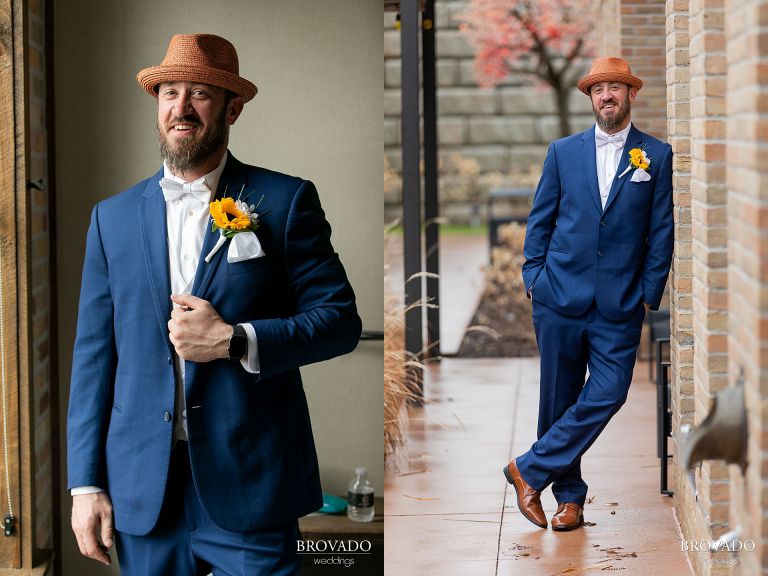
[594,122,632,145]
[162,151,229,198]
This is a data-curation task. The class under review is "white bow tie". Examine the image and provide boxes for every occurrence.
[159,177,212,204]
[595,132,625,149]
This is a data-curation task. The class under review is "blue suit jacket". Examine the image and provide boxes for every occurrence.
[67,153,362,536]
[522,124,674,321]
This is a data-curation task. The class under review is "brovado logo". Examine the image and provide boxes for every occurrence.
[297,539,372,553]
[297,539,374,569]
[681,539,756,552]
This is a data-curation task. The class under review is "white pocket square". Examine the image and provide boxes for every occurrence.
[630,168,651,182]
[228,231,265,263]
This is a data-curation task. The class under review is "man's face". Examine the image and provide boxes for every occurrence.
[589,82,636,133]
[156,82,240,174]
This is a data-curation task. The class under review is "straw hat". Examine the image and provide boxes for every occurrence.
[137,34,257,101]
[577,57,642,95]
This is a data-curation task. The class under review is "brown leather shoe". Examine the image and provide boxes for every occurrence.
[551,503,584,531]
[503,459,547,528]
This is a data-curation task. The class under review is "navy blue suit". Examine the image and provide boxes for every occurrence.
[516,125,673,506]
[67,153,361,563]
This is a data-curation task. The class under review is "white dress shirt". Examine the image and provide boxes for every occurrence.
[71,153,260,496]
[595,122,632,209]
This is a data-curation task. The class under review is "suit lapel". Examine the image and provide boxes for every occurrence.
[191,152,248,297]
[138,170,174,354]
[581,129,603,214]
[603,124,644,214]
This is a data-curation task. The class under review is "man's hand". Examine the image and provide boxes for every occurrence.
[644,302,651,314]
[72,492,114,565]
[168,294,233,362]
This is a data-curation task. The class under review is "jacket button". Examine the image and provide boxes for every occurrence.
[167,356,172,364]
[163,411,172,422]
[600,221,606,227]
[597,250,604,257]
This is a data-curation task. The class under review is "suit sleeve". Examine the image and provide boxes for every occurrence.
[248,180,362,380]
[67,204,116,490]
[522,142,561,294]
[642,144,674,310]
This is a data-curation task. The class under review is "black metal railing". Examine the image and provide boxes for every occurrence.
[656,337,673,496]
[359,330,384,341]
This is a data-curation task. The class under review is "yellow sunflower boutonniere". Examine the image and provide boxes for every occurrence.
[204,186,268,263]
[618,145,652,181]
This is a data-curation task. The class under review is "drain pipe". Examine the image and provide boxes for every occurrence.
[680,370,748,473]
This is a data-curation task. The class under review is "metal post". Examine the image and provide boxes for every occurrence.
[422,0,440,359]
[656,338,673,496]
[400,0,424,397]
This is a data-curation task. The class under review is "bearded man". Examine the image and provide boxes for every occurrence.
[67,34,361,575]
[502,57,674,531]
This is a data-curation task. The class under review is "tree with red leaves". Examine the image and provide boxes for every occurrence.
[457,0,594,137]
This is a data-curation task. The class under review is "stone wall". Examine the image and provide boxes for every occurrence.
[384,0,595,222]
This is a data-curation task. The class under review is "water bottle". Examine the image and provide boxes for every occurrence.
[347,467,375,522]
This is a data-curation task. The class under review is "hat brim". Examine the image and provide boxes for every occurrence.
[577,72,643,95]
[136,64,258,102]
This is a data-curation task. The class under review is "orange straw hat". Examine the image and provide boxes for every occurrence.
[577,57,643,95]
[137,34,257,101]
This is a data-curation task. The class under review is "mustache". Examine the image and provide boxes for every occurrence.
[167,115,201,127]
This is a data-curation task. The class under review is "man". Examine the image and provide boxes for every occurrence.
[503,57,673,531]
[67,34,361,574]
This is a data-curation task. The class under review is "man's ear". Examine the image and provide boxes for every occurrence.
[226,96,245,125]
[628,86,638,102]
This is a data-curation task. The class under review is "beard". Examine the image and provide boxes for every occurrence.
[158,104,228,174]
[592,91,631,132]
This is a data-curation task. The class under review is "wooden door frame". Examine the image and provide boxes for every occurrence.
[0,0,52,573]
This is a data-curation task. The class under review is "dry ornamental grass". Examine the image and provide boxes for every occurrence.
[458,222,538,357]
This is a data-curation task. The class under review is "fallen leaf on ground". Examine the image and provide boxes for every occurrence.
[465,325,502,339]
[450,411,466,431]
[587,496,596,504]
[549,559,615,575]
[398,469,427,477]
[606,502,619,507]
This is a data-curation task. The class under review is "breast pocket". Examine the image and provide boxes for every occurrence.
[227,256,269,277]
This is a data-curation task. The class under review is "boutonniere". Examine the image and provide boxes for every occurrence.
[618,145,652,182]
[204,185,268,263]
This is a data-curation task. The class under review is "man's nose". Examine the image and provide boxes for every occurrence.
[173,92,193,116]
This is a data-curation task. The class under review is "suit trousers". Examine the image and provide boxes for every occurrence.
[115,442,302,576]
[516,299,645,507]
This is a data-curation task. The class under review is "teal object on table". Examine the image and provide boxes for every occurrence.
[319,493,348,515]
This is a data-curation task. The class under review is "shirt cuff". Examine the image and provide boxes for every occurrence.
[239,323,260,374]
[71,486,104,496]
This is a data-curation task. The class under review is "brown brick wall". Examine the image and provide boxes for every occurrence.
[27,0,53,555]
[689,0,729,551]
[665,0,709,572]
[663,0,768,573]
[593,0,668,139]
[724,0,768,573]
[622,0,669,139]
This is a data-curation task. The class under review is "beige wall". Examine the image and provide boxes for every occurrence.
[54,1,382,573]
